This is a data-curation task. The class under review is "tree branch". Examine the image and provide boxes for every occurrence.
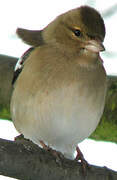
[0,138,117,180]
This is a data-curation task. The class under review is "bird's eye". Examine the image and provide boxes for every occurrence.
[74,29,82,37]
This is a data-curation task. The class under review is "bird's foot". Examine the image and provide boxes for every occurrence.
[14,134,26,141]
[75,146,89,174]
[39,140,50,151]
[14,134,31,142]
[40,140,64,165]
[14,134,40,152]
[14,134,33,146]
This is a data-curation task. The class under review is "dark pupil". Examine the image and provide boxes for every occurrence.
[74,29,81,37]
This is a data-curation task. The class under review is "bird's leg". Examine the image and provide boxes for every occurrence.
[39,140,50,151]
[75,146,89,173]
[40,140,64,163]
[75,146,85,162]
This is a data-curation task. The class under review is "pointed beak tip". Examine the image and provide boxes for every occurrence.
[85,40,105,53]
[101,45,105,52]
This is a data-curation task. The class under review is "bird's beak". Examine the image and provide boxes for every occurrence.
[85,40,105,53]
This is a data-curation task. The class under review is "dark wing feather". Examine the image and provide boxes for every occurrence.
[12,47,34,85]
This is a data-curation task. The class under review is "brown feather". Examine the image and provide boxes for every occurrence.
[16,28,44,46]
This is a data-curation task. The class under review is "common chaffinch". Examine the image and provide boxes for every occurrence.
[11,6,107,163]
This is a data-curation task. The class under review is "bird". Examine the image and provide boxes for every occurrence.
[10,5,107,162]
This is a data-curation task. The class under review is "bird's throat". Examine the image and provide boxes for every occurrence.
[76,49,100,68]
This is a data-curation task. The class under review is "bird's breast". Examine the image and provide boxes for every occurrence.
[11,53,107,157]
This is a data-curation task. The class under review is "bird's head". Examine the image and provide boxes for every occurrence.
[43,6,105,54]
[17,6,105,55]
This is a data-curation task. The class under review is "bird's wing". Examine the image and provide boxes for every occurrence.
[12,47,34,85]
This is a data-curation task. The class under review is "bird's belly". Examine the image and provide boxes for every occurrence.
[12,83,105,157]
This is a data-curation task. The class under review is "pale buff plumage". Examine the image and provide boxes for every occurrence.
[11,6,107,159]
